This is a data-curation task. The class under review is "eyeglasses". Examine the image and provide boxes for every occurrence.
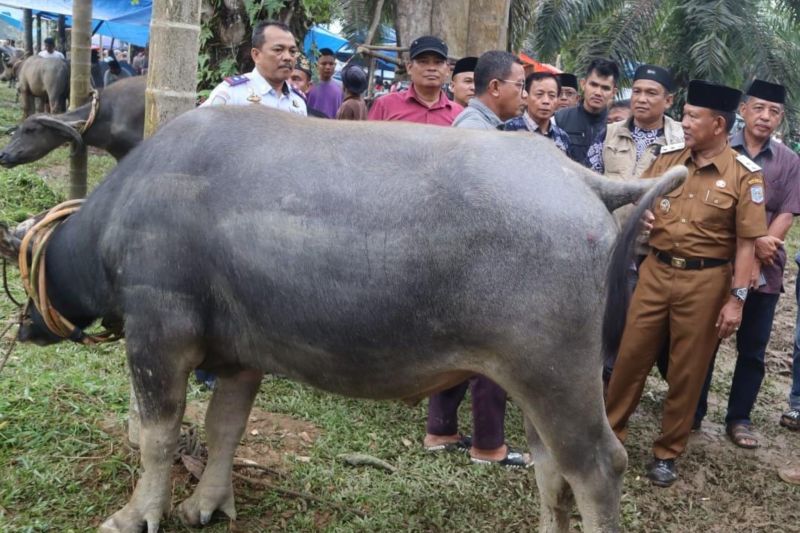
[499,79,526,93]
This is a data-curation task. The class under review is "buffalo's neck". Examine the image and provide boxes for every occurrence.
[43,218,110,328]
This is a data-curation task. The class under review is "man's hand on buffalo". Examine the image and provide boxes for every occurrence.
[716,298,744,339]
[640,209,655,232]
[754,235,783,265]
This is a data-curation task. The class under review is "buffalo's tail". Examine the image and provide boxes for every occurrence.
[601,165,687,359]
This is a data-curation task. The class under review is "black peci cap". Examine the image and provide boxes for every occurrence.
[452,56,478,77]
[746,79,786,104]
[686,80,741,112]
[557,73,578,90]
[633,64,674,92]
[409,36,448,60]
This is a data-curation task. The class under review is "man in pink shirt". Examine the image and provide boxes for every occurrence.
[367,36,462,125]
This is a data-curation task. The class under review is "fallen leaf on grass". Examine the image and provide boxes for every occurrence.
[181,454,205,480]
[337,453,397,473]
[401,438,412,448]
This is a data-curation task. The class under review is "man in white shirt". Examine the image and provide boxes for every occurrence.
[201,20,306,115]
[37,38,65,60]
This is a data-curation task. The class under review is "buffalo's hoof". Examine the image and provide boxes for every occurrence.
[177,484,236,527]
[98,506,162,533]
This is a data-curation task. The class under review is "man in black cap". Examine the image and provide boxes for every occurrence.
[605,79,767,487]
[556,73,579,110]
[692,79,800,448]
[588,65,684,199]
[449,56,477,107]
[554,58,619,165]
[336,65,368,120]
[368,36,462,125]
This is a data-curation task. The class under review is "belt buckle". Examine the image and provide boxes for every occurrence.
[671,256,687,269]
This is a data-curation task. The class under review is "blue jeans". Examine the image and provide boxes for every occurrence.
[790,252,800,410]
[696,290,780,425]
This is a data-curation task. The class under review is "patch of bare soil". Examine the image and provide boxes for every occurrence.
[183,401,322,474]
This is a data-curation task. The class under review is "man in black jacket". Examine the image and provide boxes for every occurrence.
[554,58,619,165]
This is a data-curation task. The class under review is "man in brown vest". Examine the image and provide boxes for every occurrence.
[605,80,768,487]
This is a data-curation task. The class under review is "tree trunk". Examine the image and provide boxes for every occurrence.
[58,15,67,55]
[22,9,33,55]
[144,0,202,138]
[69,0,92,200]
[395,0,511,59]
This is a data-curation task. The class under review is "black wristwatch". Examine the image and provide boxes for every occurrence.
[731,287,748,303]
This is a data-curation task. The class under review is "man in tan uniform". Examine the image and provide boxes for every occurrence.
[605,80,768,487]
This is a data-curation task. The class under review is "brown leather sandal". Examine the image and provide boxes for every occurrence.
[726,422,759,449]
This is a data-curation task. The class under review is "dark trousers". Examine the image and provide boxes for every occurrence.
[426,375,507,450]
[696,291,780,425]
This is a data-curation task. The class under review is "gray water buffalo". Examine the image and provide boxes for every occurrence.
[15,56,69,117]
[0,106,685,532]
[0,76,145,167]
[0,45,25,87]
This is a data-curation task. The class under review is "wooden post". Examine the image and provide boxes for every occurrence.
[58,16,67,55]
[144,0,202,138]
[36,14,42,53]
[22,9,33,55]
[69,0,92,200]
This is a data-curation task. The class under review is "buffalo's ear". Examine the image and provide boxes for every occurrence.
[0,222,22,262]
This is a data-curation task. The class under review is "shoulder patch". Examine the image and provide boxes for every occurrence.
[737,153,761,173]
[659,142,685,154]
[223,75,249,87]
[751,184,765,204]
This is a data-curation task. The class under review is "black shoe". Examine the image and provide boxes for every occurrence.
[646,457,677,487]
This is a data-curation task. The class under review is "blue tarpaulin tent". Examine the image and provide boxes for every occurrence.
[0,1,152,45]
[304,25,398,72]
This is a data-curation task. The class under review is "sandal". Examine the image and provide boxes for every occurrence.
[726,422,759,449]
[470,449,533,469]
[780,409,800,431]
[424,434,472,453]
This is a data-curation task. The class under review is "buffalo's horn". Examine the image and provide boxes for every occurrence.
[32,115,85,148]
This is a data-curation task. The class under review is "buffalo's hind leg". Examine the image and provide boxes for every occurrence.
[177,367,264,526]
[99,327,202,533]
[502,357,626,532]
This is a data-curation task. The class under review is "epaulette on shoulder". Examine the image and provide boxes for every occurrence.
[223,75,249,87]
[289,86,308,103]
[736,153,762,173]
[659,141,685,154]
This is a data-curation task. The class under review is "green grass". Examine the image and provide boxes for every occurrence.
[0,81,798,532]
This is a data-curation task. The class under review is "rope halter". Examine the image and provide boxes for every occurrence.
[17,199,122,345]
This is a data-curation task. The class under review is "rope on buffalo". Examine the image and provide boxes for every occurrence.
[18,199,122,345]
[78,90,100,134]
[2,258,23,307]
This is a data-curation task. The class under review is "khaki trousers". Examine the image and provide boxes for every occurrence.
[606,254,731,459]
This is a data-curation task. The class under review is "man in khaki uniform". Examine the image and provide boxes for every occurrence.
[595,65,683,385]
[605,80,768,487]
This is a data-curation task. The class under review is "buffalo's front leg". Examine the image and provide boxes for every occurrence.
[178,368,264,526]
[99,329,200,533]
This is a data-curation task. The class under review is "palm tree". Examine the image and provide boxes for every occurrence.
[524,0,800,133]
